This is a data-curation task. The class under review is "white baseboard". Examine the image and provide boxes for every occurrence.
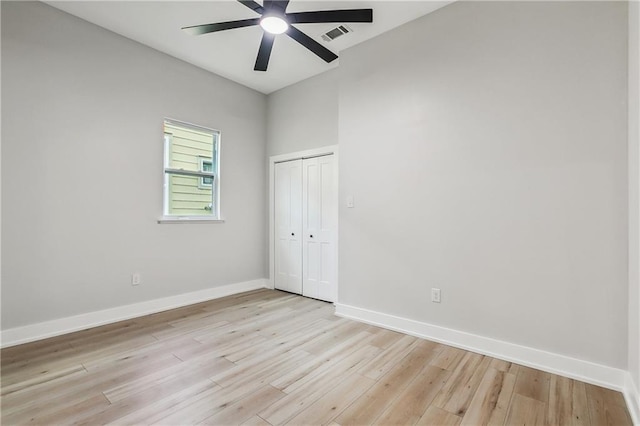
[625,373,640,426]
[1,279,269,348]
[335,303,628,393]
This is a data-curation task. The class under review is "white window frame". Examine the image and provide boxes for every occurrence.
[159,119,223,224]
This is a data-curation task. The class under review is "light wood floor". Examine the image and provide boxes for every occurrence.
[1,289,633,425]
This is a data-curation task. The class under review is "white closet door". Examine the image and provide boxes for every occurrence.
[274,159,303,294]
[302,155,337,302]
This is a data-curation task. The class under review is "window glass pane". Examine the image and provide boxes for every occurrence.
[164,122,216,170]
[166,172,215,216]
[163,119,219,218]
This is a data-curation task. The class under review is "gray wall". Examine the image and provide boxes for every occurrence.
[338,1,628,368]
[629,0,640,394]
[1,2,267,329]
[266,68,339,157]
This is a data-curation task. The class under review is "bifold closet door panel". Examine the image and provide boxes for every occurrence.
[274,159,303,295]
[302,155,337,302]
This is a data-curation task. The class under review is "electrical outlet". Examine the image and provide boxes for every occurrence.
[346,195,354,208]
[131,273,141,286]
[431,288,441,303]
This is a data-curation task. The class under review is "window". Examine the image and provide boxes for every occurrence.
[163,119,220,220]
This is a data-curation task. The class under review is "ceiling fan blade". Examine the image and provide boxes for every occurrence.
[254,33,276,71]
[237,0,264,15]
[182,18,260,36]
[287,9,373,24]
[286,26,338,63]
[269,0,290,14]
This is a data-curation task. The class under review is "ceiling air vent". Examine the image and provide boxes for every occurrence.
[321,25,353,42]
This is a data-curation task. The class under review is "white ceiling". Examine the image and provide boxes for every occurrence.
[45,1,451,94]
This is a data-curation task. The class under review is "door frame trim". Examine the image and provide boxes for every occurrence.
[268,145,339,302]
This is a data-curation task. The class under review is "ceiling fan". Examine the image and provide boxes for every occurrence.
[182,0,373,71]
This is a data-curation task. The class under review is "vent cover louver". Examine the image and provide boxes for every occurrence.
[321,25,353,42]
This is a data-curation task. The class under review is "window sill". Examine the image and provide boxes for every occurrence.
[157,216,225,224]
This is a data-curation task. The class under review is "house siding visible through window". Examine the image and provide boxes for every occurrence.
[163,120,220,218]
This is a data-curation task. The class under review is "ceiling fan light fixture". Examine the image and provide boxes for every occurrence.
[260,16,289,34]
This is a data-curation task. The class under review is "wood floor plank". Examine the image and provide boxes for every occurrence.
[240,415,272,426]
[101,380,221,425]
[228,318,332,364]
[110,382,225,425]
[150,318,230,341]
[357,333,420,380]
[260,345,381,425]
[1,341,80,379]
[1,368,93,420]
[571,381,591,426]
[373,365,450,425]
[257,305,332,337]
[296,318,370,355]
[430,345,467,371]
[586,383,634,426]
[547,375,590,426]
[81,335,202,371]
[3,353,183,422]
[211,346,309,390]
[417,406,463,426]
[199,385,285,425]
[513,365,551,403]
[460,367,516,426]
[2,363,90,407]
[13,393,112,425]
[102,353,234,403]
[585,382,629,408]
[504,393,547,426]
[488,357,520,375]
[148,359,294,426]
[284,373,376,425]
[68,325,158,352]
[146,383,236,425]
[432,352,492,417]
[368,328,406,349]
[171,332,267,362]
[336,343,440,425]
[1,363,87,396]
[2,339,75,366]
[270,330,373,391]
[1,289,634,426]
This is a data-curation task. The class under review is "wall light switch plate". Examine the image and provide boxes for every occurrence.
[132,273,141,286]
[431,288,441,303]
